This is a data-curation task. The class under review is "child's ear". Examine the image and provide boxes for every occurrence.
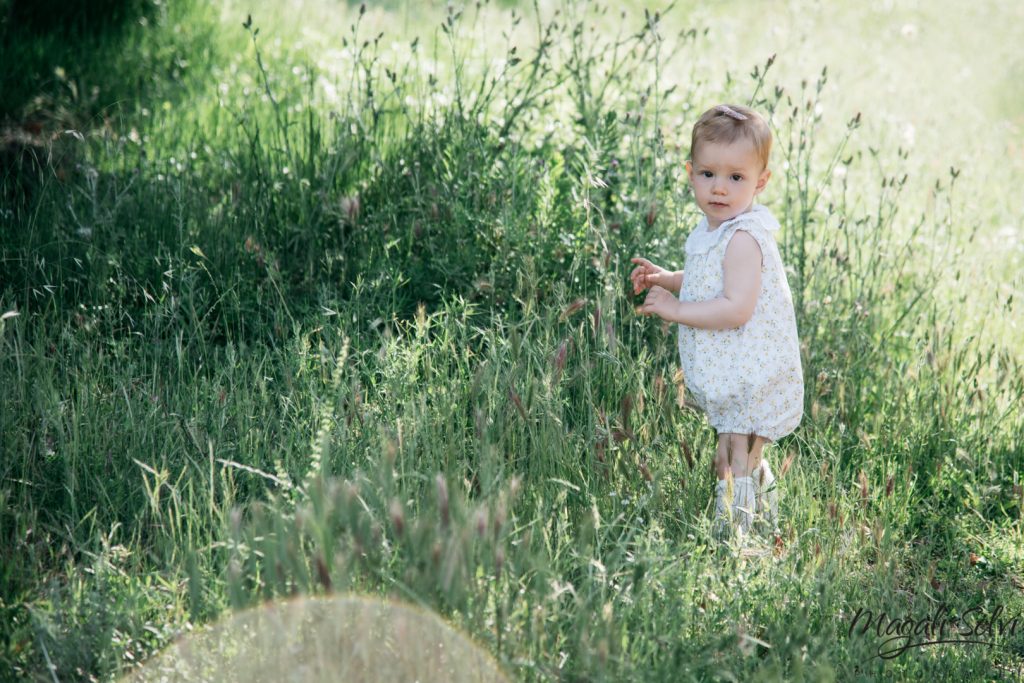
[754,168,771,195]
[685,160,694,182]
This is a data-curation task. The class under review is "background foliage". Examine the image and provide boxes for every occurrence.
[2,0,1023,680]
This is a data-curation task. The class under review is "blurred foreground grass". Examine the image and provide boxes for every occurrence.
[1,0,1023,680]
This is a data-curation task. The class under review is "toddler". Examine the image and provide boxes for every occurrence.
[630,103,804,540]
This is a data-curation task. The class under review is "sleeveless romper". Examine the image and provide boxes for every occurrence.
[676,204,804,442]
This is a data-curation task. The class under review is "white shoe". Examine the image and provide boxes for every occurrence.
[752,457,779,534]
[732,476,755,536]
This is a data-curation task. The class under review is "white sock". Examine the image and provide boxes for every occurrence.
[732,476,755,534]
[752,457,779,530]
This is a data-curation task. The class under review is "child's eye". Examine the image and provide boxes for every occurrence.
[731,174,743,181]
[701,171,713,178]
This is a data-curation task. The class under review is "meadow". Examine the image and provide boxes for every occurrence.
[2,0,1023,680]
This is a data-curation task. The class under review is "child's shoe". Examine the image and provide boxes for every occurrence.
[731,476,756,536]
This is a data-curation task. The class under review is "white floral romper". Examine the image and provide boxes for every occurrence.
[677,204,804,442]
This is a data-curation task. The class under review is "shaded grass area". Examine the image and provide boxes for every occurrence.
[2,0,1024,680]
[0,0,219,121]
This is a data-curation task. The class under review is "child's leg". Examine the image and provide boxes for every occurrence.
[713,432,767,536]
[711,435,732,538]
[752,454,779,531]
[713,432,766,478]
[728,433,766,477]
[713,434,731,479]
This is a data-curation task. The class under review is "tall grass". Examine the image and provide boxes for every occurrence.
[2,0,1023,680]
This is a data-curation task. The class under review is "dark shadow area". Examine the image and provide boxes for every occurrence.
[0,0,220,211]
[1,0,159,119]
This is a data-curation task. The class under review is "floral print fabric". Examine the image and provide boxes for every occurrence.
[677,204,804,442]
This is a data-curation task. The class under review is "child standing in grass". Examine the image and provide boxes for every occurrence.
[630,103,804,540]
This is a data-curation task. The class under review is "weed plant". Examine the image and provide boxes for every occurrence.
[1,0,1022,680]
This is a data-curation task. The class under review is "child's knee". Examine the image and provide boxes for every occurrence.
[729,432,766,455]
[717,432,767,472]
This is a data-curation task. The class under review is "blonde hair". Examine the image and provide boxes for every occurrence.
[690,104,772,170]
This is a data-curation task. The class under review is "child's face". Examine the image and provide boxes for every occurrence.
[685,139,771,228]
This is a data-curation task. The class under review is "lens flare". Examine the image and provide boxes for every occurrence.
[123,594,510,683]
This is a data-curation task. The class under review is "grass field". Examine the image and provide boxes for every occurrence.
[2,0,1023,680]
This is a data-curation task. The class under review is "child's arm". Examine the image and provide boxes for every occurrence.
[636,232,761,329]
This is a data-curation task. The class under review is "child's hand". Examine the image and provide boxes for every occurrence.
[629,257,670,294]
[635,285,679,321]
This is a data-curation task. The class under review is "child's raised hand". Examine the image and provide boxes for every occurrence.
[629,257,669,294]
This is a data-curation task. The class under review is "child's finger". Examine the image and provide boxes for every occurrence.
[631,273,648,293]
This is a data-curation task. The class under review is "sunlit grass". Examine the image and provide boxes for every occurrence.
[2,0,1023,680]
